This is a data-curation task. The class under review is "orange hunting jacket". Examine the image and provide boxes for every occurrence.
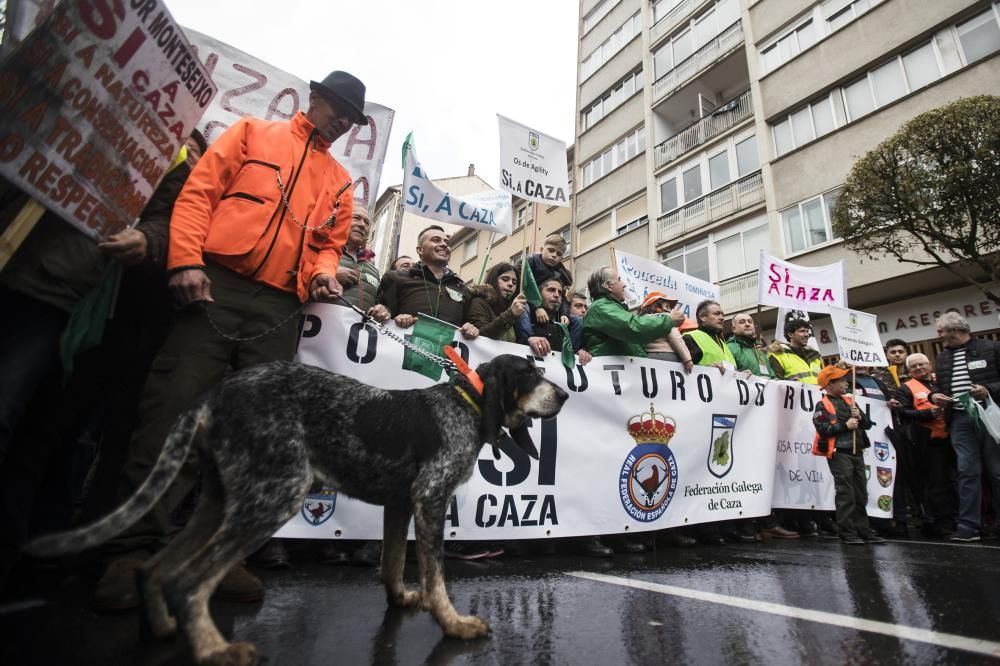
[167,112,353,302]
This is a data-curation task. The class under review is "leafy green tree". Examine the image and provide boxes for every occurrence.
[832,95,1000,305]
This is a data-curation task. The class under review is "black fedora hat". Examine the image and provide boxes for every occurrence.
[309,70,368,126]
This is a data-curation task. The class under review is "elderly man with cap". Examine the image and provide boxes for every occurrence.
[812,365,885,545]
[90,70,369,611]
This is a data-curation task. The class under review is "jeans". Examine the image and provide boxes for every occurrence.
[827,451,872,539]
[950,410,1000,532]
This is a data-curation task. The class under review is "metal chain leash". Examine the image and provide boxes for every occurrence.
[275,170,338,231]
[340,300,457,373]
[201,300,312,343]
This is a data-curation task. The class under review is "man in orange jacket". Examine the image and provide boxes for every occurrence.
[92,71,367,611]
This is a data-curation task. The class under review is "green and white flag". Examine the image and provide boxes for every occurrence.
[402,314,458,381]
[401,133,512,234]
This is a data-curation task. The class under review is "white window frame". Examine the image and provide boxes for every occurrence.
[654,0,739,80]
[714,222,769,281]
[658,130,758,210]
[616,215,648,237]
[558,226,572,258]
[581,11,640,81]
[582,69,644,132]
[580,126,646,188]
[953,3,1000,66]
[515,206,526,229]
[583,0,621,34]
[840,40,942,123]
[659,238,711,282]
[771,94,837,157]
[462,235,478,263]
[780,188,842,256]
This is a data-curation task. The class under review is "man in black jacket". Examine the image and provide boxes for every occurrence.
[929,312,1000,542]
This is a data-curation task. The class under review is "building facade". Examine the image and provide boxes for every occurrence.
[574,0,1000,361]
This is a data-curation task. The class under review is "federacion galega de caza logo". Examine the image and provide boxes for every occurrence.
[619,403,679,522]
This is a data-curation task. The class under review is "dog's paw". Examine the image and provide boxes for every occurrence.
[201,641,259,666]
[389,588,421,609]
[443,614,490,640]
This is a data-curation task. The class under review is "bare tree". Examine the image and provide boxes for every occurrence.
[831,95,1000,305]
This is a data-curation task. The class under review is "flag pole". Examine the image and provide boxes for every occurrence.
[609,242,616,268]
[476,231,497,284]
[852,365,857,455]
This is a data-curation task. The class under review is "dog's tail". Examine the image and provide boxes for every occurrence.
[23,404,208,557]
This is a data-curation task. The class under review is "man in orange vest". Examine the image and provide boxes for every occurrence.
[812,365,885,545]
[895,353,954,538]
[91,70,367,611]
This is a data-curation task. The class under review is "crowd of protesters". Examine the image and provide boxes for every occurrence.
[1,67,998,618]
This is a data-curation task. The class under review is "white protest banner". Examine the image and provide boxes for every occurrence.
[0,0,216,239]
[828,305,888,367]
[402,132,512,234]
[758,252,847,314]
[615,248,720,319]
[771,381,896,517]
[184,30,393,209]
[274,306,893,540]
[497,114,569,207]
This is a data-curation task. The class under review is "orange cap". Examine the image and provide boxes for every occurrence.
[640,291,677,309]
[817,365,850,388]
[678,317,698,332]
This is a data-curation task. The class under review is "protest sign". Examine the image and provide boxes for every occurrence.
[614,248,719,318]
[828,305,888,366]
[183,30,394,209]
[497,114,569,207]
[774,308,821,349]
[401,132,513,234]
[274,306,893,540]
[0,0,216,239]
[758,252,847,314]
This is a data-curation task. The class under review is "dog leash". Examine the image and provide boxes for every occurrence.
[198,299,312,343]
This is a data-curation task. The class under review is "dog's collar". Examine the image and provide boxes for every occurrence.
[443,345,484,395]
[453,385,482,415]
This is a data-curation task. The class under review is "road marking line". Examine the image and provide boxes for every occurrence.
[885,539,1000,550]
[567,571,1000,658]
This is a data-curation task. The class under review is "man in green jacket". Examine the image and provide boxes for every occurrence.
[335,201,381,309]
[726,313,775,379]
[582,267,683,357]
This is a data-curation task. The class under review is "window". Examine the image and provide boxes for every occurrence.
[759,19,819,73]
[515,206,526,229]
[583,0,621,34]
[735,136,759,176]
[581,11,640,80]
[653,44,672,78]
[781,188,841,254]
[682,165,702,202]
[708,151,730,190]
[840,41,941,123]
[617,215,648,236]
[825,0,883,33]
[661,239,710,281]
[957,6,1000,64]
[580,127,645,188]
[660,177,678,213]
[673,28,693,63]
[653,0,685,24]
[715,223,768,281]
[771,96,835,156]
[462,236,478,262]
[582,69,645,131]
[558,226,572,257]
[759,1,884,74]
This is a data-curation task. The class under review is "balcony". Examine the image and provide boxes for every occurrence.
[650,0,695,46]
[718,270,758,313]
[656,170,764,244]
[654,89,752,170]
[653,21,743,101]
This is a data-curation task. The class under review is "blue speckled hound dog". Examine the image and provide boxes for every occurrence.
[26,354,567,665]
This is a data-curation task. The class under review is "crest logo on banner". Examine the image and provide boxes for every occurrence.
[877,467,893,488]
[619,403,679,522]
[528,131,539,151]
[708,414,737,478]
[874,440,890,462]
[301,489,337,526]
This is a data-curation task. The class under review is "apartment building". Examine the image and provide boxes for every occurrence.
[574,0,1000,359]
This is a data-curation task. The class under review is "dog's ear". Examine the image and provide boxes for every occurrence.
[479,371,504,457]
[509,422,539,460]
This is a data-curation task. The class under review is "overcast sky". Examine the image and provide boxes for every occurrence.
[166,0,579,199]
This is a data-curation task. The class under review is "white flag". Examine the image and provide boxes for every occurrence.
[614,249,719,319]
[758,252,847,314]
[828,306,888,366]
[401,133,512,235]
[497,115,570,207]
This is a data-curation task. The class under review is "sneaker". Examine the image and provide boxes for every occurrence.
[759,526,800,539]
[861,533,886,544]
[93,553,149,612]
[444,542,492,560]
[949,528,981,543]
[215,562,264,603]
[841,535,866,545]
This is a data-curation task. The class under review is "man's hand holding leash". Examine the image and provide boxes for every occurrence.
[309,273,343,302]
[169,268,213,307]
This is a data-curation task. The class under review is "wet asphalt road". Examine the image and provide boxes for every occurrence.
[2,537,999,665]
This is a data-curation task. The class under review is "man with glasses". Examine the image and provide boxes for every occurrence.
[929,312,1000,542]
